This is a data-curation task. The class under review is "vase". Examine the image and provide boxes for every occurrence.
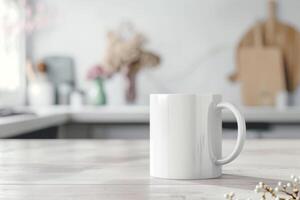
[104,73,126,105]
[125,73,136,104]
[87,78,106,105]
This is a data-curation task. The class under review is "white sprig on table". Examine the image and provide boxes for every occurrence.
[224,175,300,200]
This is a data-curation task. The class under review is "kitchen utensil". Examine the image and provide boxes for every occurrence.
[231,0,300,92]
[239,23,286,106]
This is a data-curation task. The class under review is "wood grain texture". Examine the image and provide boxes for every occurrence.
[0,139,299,199]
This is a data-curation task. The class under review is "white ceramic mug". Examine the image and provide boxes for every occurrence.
[150,94,246,179]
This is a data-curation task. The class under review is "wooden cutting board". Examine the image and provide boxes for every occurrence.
[231,0,300,92]
[239,23,286,106]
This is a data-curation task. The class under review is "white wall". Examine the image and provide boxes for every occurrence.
[31,0,300,105]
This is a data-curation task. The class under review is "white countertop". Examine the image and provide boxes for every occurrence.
[39,105,300,123]
[1,105,300,137]
[0,107,69,138]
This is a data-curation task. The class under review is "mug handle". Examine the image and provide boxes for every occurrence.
[214,102,246,165]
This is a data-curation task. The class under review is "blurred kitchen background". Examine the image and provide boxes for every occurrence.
[1,0,300,139]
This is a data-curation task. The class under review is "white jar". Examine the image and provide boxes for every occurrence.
[28,76,55,106]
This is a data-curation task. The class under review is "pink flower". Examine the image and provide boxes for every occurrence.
[87,65,111,80]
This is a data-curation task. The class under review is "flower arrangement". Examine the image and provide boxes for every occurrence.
[86,65,111,105]
[87,65,111,80]
[224,175,300,200]
[87,23,160,105]
[101,22,160,103]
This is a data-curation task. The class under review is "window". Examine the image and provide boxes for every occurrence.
[0,0,25,106]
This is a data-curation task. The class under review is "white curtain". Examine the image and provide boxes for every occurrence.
[0,0,25,105]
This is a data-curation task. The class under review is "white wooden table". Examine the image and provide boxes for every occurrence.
[0,139,299,199]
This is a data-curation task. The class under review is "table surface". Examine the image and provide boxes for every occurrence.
[0,139,299,200]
